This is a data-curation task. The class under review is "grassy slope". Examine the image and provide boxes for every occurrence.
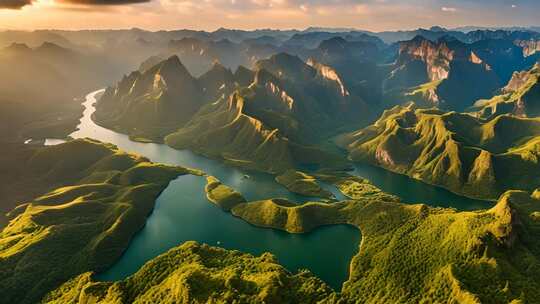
[383,80,443,109]
[0,139,195,303]
[338,104,540,200]
[342,190,540,303]
[205,176,247,211]
[44,242,336,304]
[0,143,44,226]
[230,180,540,303]
[166,92,348,174]
[275,170,334,199]
[471,63,540,119]
[165,92,296,173]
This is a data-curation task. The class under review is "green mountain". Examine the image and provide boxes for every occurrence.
[164,89,346,173]
[95,56,204,141]
[166,38,247,77]
[45,242,334,304]
[472,63,540,119]
[165,53,368,173]
[254,53,371,130]
[95,56,214,141]
[338,104,540,200]
[95,56,262,142]
[0,139,197,304]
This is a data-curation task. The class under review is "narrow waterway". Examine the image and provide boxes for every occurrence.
[58,90,489,289]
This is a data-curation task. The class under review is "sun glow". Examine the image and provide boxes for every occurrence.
[0,0,538,31]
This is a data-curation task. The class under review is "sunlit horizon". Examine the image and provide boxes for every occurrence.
[1,0,539,32]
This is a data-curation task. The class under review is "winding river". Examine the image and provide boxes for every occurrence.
[59,90,489,290]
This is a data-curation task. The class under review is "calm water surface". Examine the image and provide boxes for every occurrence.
[69,90,359,289]
[61,90,489,289]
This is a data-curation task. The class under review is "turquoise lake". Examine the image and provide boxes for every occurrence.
[62,90,490,290]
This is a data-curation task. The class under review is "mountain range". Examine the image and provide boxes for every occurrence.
[3,25,540,304]
[96,53,362,172]
[384,35,539,111]
[338,104,540,200]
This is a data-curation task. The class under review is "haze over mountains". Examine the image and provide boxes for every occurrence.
[0,41,123,143]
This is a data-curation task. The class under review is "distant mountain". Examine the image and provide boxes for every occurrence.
[453,26,540,33]
[166,38,244,76]
[465,30,540,57]
[282,31,385,50]
[384,36,534,110]
[471,63,540,119]
[372,28,540,57]
[0,42,117,143]
[208,27,297,43]
[304,27,363,33]
[242,35,283,47]
[0,30,76,49]
[143,37,279,76]
[305,37,382,104]
[373,27,468,44]
[338,104,540,200]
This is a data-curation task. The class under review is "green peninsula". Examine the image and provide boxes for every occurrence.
[0,139,197,304]
[45,242,335,304]
[275,170,334,199]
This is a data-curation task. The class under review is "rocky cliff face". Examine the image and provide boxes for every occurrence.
[255,53,371,124]
[397,36,456,82]
[503,68,535,93]
[307,59,350,98]
[515,39,540,57]
[384,36,532,110]
[395,36,494,83]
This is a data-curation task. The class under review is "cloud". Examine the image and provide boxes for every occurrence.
[0,0,35,9]
[0,0,149,9]
[441,6,457,12]
[56,0,150,5]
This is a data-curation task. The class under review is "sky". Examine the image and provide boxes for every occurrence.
[0,0,538,32]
